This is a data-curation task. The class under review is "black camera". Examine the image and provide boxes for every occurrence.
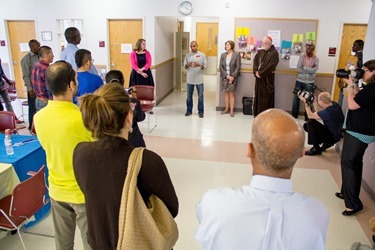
[293,88,315,105]
[336,68,364,79]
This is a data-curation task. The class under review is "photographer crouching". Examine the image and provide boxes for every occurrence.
[301,91,344,156]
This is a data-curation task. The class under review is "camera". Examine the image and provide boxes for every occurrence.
[336,68,364,79]
[293,88,315,105]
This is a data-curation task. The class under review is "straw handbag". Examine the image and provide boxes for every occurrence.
[117,148,179,250]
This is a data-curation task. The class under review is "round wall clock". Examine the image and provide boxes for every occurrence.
[178,1,193,15]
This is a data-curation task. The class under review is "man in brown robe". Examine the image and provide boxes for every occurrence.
[253,36,280,116]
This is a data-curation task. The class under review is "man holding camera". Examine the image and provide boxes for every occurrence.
[292,43,319,119]
[301,91,344,156]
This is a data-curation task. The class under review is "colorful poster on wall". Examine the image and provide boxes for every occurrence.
[280,40,292,60]
[236,27,250,49]
[292,34,303,54]
[236,27,250,37]
[305,32,316,45]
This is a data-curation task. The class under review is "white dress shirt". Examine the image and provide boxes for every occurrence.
[60,43,98,74]
[195,175,329,250]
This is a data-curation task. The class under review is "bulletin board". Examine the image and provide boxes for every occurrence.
[234,18,319,71]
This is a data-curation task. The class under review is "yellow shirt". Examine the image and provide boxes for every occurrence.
[34,100,93,204]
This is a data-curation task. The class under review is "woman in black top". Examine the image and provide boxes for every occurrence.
[73,83,178,249]
[338,59,375,216]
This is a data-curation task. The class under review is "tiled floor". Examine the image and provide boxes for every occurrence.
[1,75,374,249]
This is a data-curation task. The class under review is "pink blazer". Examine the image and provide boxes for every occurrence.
[130,50,152,71]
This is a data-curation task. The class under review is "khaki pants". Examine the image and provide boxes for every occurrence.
[51,198,91,250]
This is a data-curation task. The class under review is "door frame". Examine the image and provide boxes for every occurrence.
[106,18,144,87]
[5,19,38,98]
[332,22,367,101]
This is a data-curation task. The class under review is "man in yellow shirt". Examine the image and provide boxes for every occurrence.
[34,61,93,250]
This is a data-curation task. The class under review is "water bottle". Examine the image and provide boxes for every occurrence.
[4,129,14,155]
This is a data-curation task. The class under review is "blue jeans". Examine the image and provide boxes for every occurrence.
[36,98,48,112]
[186,83,204,114]
[292,80,314,118]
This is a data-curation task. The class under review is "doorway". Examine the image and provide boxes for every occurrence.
[333,23,367,102]
[196,22,218,75]
[108,19,143,87]
[6,20,36,98]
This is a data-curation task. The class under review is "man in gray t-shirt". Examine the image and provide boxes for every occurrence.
[21,39,40,129]
[183,41,207,118]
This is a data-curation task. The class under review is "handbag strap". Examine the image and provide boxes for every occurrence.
[127,147,144,178]
[117,147,144,249]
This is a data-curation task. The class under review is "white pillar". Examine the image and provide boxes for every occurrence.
[363,0,375,62]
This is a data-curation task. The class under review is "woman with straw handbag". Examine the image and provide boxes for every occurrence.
[73,83,179,250]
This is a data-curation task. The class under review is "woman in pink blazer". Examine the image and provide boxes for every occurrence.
[129,39,154,86]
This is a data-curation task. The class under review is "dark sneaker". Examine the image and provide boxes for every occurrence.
[15,119,24,124]
[185,112,192,117]
[199,113,204,118]
[305,147,322,156]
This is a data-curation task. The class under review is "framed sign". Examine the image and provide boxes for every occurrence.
[41,31,52,41]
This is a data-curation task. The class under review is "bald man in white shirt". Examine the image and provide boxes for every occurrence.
[195,109,329,250]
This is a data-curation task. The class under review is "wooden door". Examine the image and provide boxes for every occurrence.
[108,19,143,87]
[196,22,218,75]
[7,21,36,98]
[333,24,367,101]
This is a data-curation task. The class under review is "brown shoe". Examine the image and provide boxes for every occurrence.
[221,110,229,115]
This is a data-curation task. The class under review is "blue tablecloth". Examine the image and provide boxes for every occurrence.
[0,134,50,228]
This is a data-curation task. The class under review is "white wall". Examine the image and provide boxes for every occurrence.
[0,0,372,78]
[154,17,178,63]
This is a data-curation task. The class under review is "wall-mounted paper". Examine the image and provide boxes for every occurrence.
[19,43,29,52]
[267,30,281,47]
[305,32,316,42]
[292,34,303,43]
[236,27,250,37]
[121,44,133,54]
[289,55,300,68]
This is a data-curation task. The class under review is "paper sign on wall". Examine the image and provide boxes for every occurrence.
[19,43,29,52]
[236,27,250,37]
[121,44,133,54]
[289,55,300,68]
[267,30,281,48]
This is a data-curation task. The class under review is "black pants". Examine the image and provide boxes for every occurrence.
[27,92,36,130]
[303,119,337,148]
[341,132,368,210]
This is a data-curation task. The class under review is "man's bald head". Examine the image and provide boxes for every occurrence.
[251,109,305,175]
[46,61,76,96]
[318,92,331,105]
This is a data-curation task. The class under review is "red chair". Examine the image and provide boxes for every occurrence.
[0,111,17,134]
[0,166,49,250]
[135,85,157,133]
[30,121,37,136]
